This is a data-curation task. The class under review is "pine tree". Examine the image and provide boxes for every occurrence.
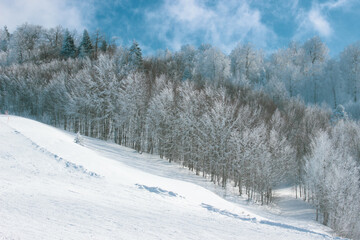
[79,29,93,58]
[0,26,10,52]
[100,39,107,53]
[61,30,76,58]
[331,104,348,123]
[182,66,192,81]
[129,40,143,71]
[4,26,10,39]
[74,132,84,145]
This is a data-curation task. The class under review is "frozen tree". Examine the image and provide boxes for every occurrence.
[92,54,121,139]
[176,81,208,173]
[42,70,71,127]
[340,41,360,103]
[100,39,107,53]
[305,131,333,222]
[239,123,270,202]
[331,104,348,123]
[264,76,288,103]
[194,46,230,85]
[66,59,94,134]
[0,26,10,52]
[74,132,84,145]
[92,29,103,59]
[117,72,148,151]
[323,59,342,108]
[182,66,192,81]
[39,26,64,60]
[268,44,302,97]
[306,126,360,238]
[9,23,43,63]
[146,84,181,160]
[179,45,196,80]
[302,36,328,104]
[282,99,330,198]
[128,40,143,71]
[332,119,360,163]
[230,43,264,86]
[78,29,93,58]
[61,30,76,58]
[199,88,238,186]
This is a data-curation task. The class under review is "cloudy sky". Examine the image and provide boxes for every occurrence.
[0,0,359,56]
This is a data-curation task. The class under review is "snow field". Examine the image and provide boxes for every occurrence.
[0,116,346,239]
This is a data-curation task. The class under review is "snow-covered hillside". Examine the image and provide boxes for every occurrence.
[0,116,346,240]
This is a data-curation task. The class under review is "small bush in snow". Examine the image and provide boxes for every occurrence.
[74,132,84,146]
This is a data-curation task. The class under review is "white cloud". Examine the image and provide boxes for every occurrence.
[146,0,276,53]
[0,0,93,31]
[167,0,213,23]
[308,8,332,37]
[321,0,349,9]
[293,0,352,40]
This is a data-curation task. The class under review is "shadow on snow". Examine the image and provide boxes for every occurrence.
[200,203,346,240]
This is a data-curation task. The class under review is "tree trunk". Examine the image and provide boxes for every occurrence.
[323,212,329,226]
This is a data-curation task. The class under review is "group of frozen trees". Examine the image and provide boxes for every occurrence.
[0,24,113,65]
[1,23,360,239]
[305,119,360,237]
[267,37,360,118]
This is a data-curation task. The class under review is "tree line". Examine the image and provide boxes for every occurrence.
[0,23,359,239]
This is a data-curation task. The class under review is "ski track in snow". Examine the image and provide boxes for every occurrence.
[0,115,348,240]
[135,184,183,198]
[12,128,100,178]
[200,203,344,240]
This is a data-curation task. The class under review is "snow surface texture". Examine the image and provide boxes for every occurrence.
[0,116,347,240]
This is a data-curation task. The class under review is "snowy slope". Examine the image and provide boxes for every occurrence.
[0,115,346,240]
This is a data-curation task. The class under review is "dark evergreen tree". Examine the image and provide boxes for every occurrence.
[60,30,76,58]
[100,39,107,53]
[129,40,143,71]
[0,26,10,52]
[78,29,93,58]
[4,26,10,39]
[331,104,348,123]
[182,66,192,81]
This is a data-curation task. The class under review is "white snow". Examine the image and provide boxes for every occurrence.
[0,115,347,240]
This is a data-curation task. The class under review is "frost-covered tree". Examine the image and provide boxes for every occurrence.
[100,39,107,53]
[194,46,230,85]
[40,26,64,61]
[146,84,181,160]
[268,43,302,97]
[92,54,121,139]
[74,132,84,145]
[199,88,237,186]
[9,23,43,63]
[129,40,143,71]
[117,72,148,151]
[176,81,208,173]
[323,59,342,108]
[230,43,264,86]
[340,41,360,103]
[305,125,360,238]
[179,45,196,80]
[61,30,76,58]
[78,29,93,58]
[301,36,328,104]
[0,26,10,52]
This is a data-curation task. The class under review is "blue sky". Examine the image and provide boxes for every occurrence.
[1,0,360,56]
